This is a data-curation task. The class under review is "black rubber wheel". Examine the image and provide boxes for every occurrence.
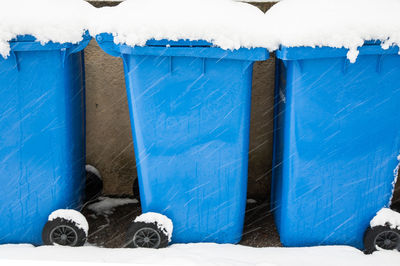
[42,218,87,246]
[126,221,168,249]
[85,165,103,202]
[364,225,400,254]
[132,178,140,200]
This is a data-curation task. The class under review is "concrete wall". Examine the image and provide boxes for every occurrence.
[85,1,400,204]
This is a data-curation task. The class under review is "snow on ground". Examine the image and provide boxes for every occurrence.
[247,199,257,204]
[90,0,268,50]
[371,208,400,230]
[264,0,400,62]
[0,0,94,58]
[87,197,138,215]
[135,213,173,242]
[0,244,399,266]
[48,209,89,235]
[90,0,280,2]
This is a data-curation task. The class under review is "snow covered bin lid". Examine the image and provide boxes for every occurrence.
[265,0,400,63]
[96,33,213,47]
[92,0,270,60]
[0,0,94,58]
[9,33,91,43]
[145,39,212,47]
[276,44,400,61]
[6,32,92,54]
[96,33,269,61]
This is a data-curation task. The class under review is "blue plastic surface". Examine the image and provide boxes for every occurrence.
[272,44,400,249]
[0,35,90,245]
[97,33,268,243]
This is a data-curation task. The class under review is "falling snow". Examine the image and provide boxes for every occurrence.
[0,0,399,264]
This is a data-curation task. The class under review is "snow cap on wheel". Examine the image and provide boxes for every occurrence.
[370,208,400,230]
[134,212,173,242]
[49,209,89,235]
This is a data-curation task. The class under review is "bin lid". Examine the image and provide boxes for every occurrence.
[96,33,269,61]
[9,32,91,43]
[277,42,400,61]
[7,32,91,53]
[145,39,212,47]
[10,35,37,42]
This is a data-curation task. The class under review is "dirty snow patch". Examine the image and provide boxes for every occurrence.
[87,197,138,215]
[0,0,94,58]
[134,212,173,242]
[90,0,268,50]
[48,209,89,235]
[370,208,400,230]
[264,0,400,62]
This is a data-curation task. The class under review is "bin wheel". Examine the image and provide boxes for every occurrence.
[126,221,168,249]
[85,164,103,202]
[42,217,87,247]
[364,225,400,254]
[132,178,140,200]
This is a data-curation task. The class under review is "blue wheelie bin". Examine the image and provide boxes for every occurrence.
[272,43,400,249]
[97,34,268,244]
[0,34,91,245]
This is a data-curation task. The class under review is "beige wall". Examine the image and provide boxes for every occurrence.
[85,1,400,203]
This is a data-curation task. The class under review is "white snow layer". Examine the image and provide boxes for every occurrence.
[264,0,400,62]
[134,212,173,242]
[89,0,268,50]
[3,0,400,62]
[48,210,89,235]
[0,244,399,266]
[370,208,400,230]
[87,197,138,215]
[90,0,400,62]
[93,0,281,2]
[0,0,94,58]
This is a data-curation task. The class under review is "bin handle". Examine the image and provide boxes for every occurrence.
[65,36,91,56]
[96,34,122,58]
[62,33,91,67]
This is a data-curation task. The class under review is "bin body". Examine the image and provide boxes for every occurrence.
[272,45,400,249]
[97,35,268,243]
[0,36,89,245]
